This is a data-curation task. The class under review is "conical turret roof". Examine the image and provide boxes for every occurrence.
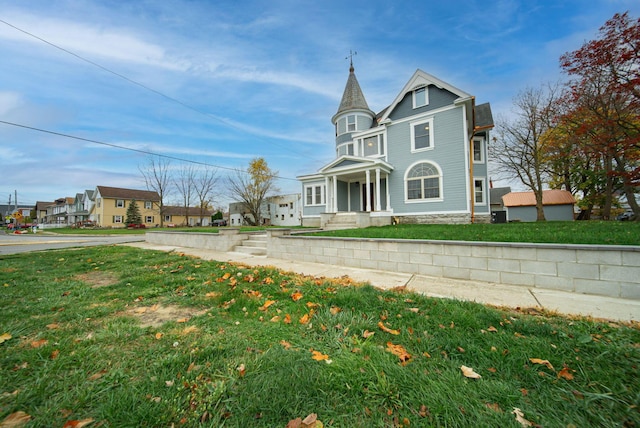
[333,64,374,122]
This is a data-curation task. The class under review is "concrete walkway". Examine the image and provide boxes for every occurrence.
[123,242,640,323]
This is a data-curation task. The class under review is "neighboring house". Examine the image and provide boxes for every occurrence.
[229,194,302,227]
[1,204,34,224]
[35,201,53,224]
[502,190,576,222]
[46,197,74,225]
[68,190,94,225]
[298,64,494,228]
[93,186,160,227]
[264,194,302,227]
[162,206,215,227]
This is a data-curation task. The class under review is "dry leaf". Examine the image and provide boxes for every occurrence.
[46,323,60,330]
[529,358,554,370]
[280,340,292,349]
[487,326,498,332]
[155,332,163,340]
[205,291,221,298]
[512,408,533,427]
[386,342,411,363]
[377,321,400,335]
[299,313,312,324]
[259,300,276,311]
[362,330,375,338]
[291,292,303,301]
[237,364,246,377]
[311,350,330,361]
[30,339,48,348]
[62,418,94,428]
[1,411,32,427]
[558,366,574,380]
[263,277,274,285]
[50,349,60,360]
[286,418,302,428]
[0,333,12,344]
[330,306,341,315]
[284,314,292,324]
[460,365,481,379]
[302,413,317,425]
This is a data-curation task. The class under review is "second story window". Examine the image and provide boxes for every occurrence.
[145,201,152,209]
[413,87,428,108]
[347,115,356,132]
[116,199,124,208]
[411,118,434,152]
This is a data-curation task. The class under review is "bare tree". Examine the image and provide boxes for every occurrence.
[227,157,278,226]
[193,166,218,226]
[491,85,560,221]
[174,163,196,226]
[139,156,172,227]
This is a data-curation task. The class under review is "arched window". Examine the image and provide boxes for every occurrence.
[405,162,441,201]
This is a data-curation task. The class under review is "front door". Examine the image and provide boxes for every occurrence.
[362,183,375,212]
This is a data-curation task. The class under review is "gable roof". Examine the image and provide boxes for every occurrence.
[332,64,374,122]
[475,102,494,130]
[502,190,575,207]
[379,69,472,123]
[96,186,160,201]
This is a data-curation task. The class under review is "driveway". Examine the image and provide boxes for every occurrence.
[0,232,145,255]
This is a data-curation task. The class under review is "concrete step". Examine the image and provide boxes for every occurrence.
[233,233,268,255]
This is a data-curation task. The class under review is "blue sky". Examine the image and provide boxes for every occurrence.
[1,0,638,208]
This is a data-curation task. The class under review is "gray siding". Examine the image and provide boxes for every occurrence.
[386,106,469,214]
[507,205,574,222]
[389,86,459,121]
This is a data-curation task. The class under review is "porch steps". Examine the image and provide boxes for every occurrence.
[233,233,268,256]
[323,215,358,230]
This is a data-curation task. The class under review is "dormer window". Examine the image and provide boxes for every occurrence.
[413,86,428,108]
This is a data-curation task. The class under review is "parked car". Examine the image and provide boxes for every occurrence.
[212,219,227,227]
[616,211,634,221]
[127,223,146,229]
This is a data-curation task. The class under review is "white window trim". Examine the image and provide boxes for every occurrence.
[145,201,153,209]
[113,215,123,223]
[474,177,486,206]
[412,86,429,109]
[403,161,444,203]
[410,117,434,153]
[304,184,325,207]
[116,199,125,208]
[473,138,485,163]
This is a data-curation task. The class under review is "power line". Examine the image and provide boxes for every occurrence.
[0,120,299,182]
[0,18,316,160]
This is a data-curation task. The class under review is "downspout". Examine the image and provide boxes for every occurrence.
[469,97,476,223]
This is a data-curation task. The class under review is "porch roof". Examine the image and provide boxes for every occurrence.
[318,155,393,177]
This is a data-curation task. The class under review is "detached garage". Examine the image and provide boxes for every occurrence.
[502,190,576,222]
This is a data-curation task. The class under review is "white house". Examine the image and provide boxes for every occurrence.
[229,194,302,227]
[298,63,494,228]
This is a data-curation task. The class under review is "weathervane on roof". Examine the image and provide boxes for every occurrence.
[346,50,357,71]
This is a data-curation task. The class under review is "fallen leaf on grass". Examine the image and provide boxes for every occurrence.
[50,349,60,360]
[62,418,94,428]
[330,306,341,315]
[280,340,292,349]
[237,364,246,377]
[46,323,60,330]
[30,339,48,348]
[460,365,481,379]
[386,342,411,363]
[299,313,313,324]
[284,314,292,324]
[557,366,575,380]
[0,333,11,344]
[377,321,400,335]
[259,300,276,311]
[1,411,31,427]
[529,358,554,370]
[291,292,303,301]
[485,402,502,412]
[311,350,331,363]
[362,330,375,339]
[512,407,533,427]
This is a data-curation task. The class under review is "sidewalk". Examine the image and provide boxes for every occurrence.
[123,242,640,323]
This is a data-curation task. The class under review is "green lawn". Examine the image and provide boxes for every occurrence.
[1,246,638,427]
[309,221,640,246]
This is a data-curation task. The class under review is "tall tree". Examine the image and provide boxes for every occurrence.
[174,163,196,226]
[559,12,640,220]
[193,166,218,226]
[140,157,172,227]
[227,157,278,226]
[491,85,560,221]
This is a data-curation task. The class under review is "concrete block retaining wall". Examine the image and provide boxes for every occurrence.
[144,230,640,300]
[267,232,640,300]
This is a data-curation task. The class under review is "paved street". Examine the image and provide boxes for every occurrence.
[0,232,145,255]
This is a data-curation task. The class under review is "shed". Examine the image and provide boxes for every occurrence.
[502,190,575,222]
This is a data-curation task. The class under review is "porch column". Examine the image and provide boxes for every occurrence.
[385,173,391,211]
[332,175,338,212]
[375,168,381,211]
[365,170,371,212]
[324,176,330,213]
